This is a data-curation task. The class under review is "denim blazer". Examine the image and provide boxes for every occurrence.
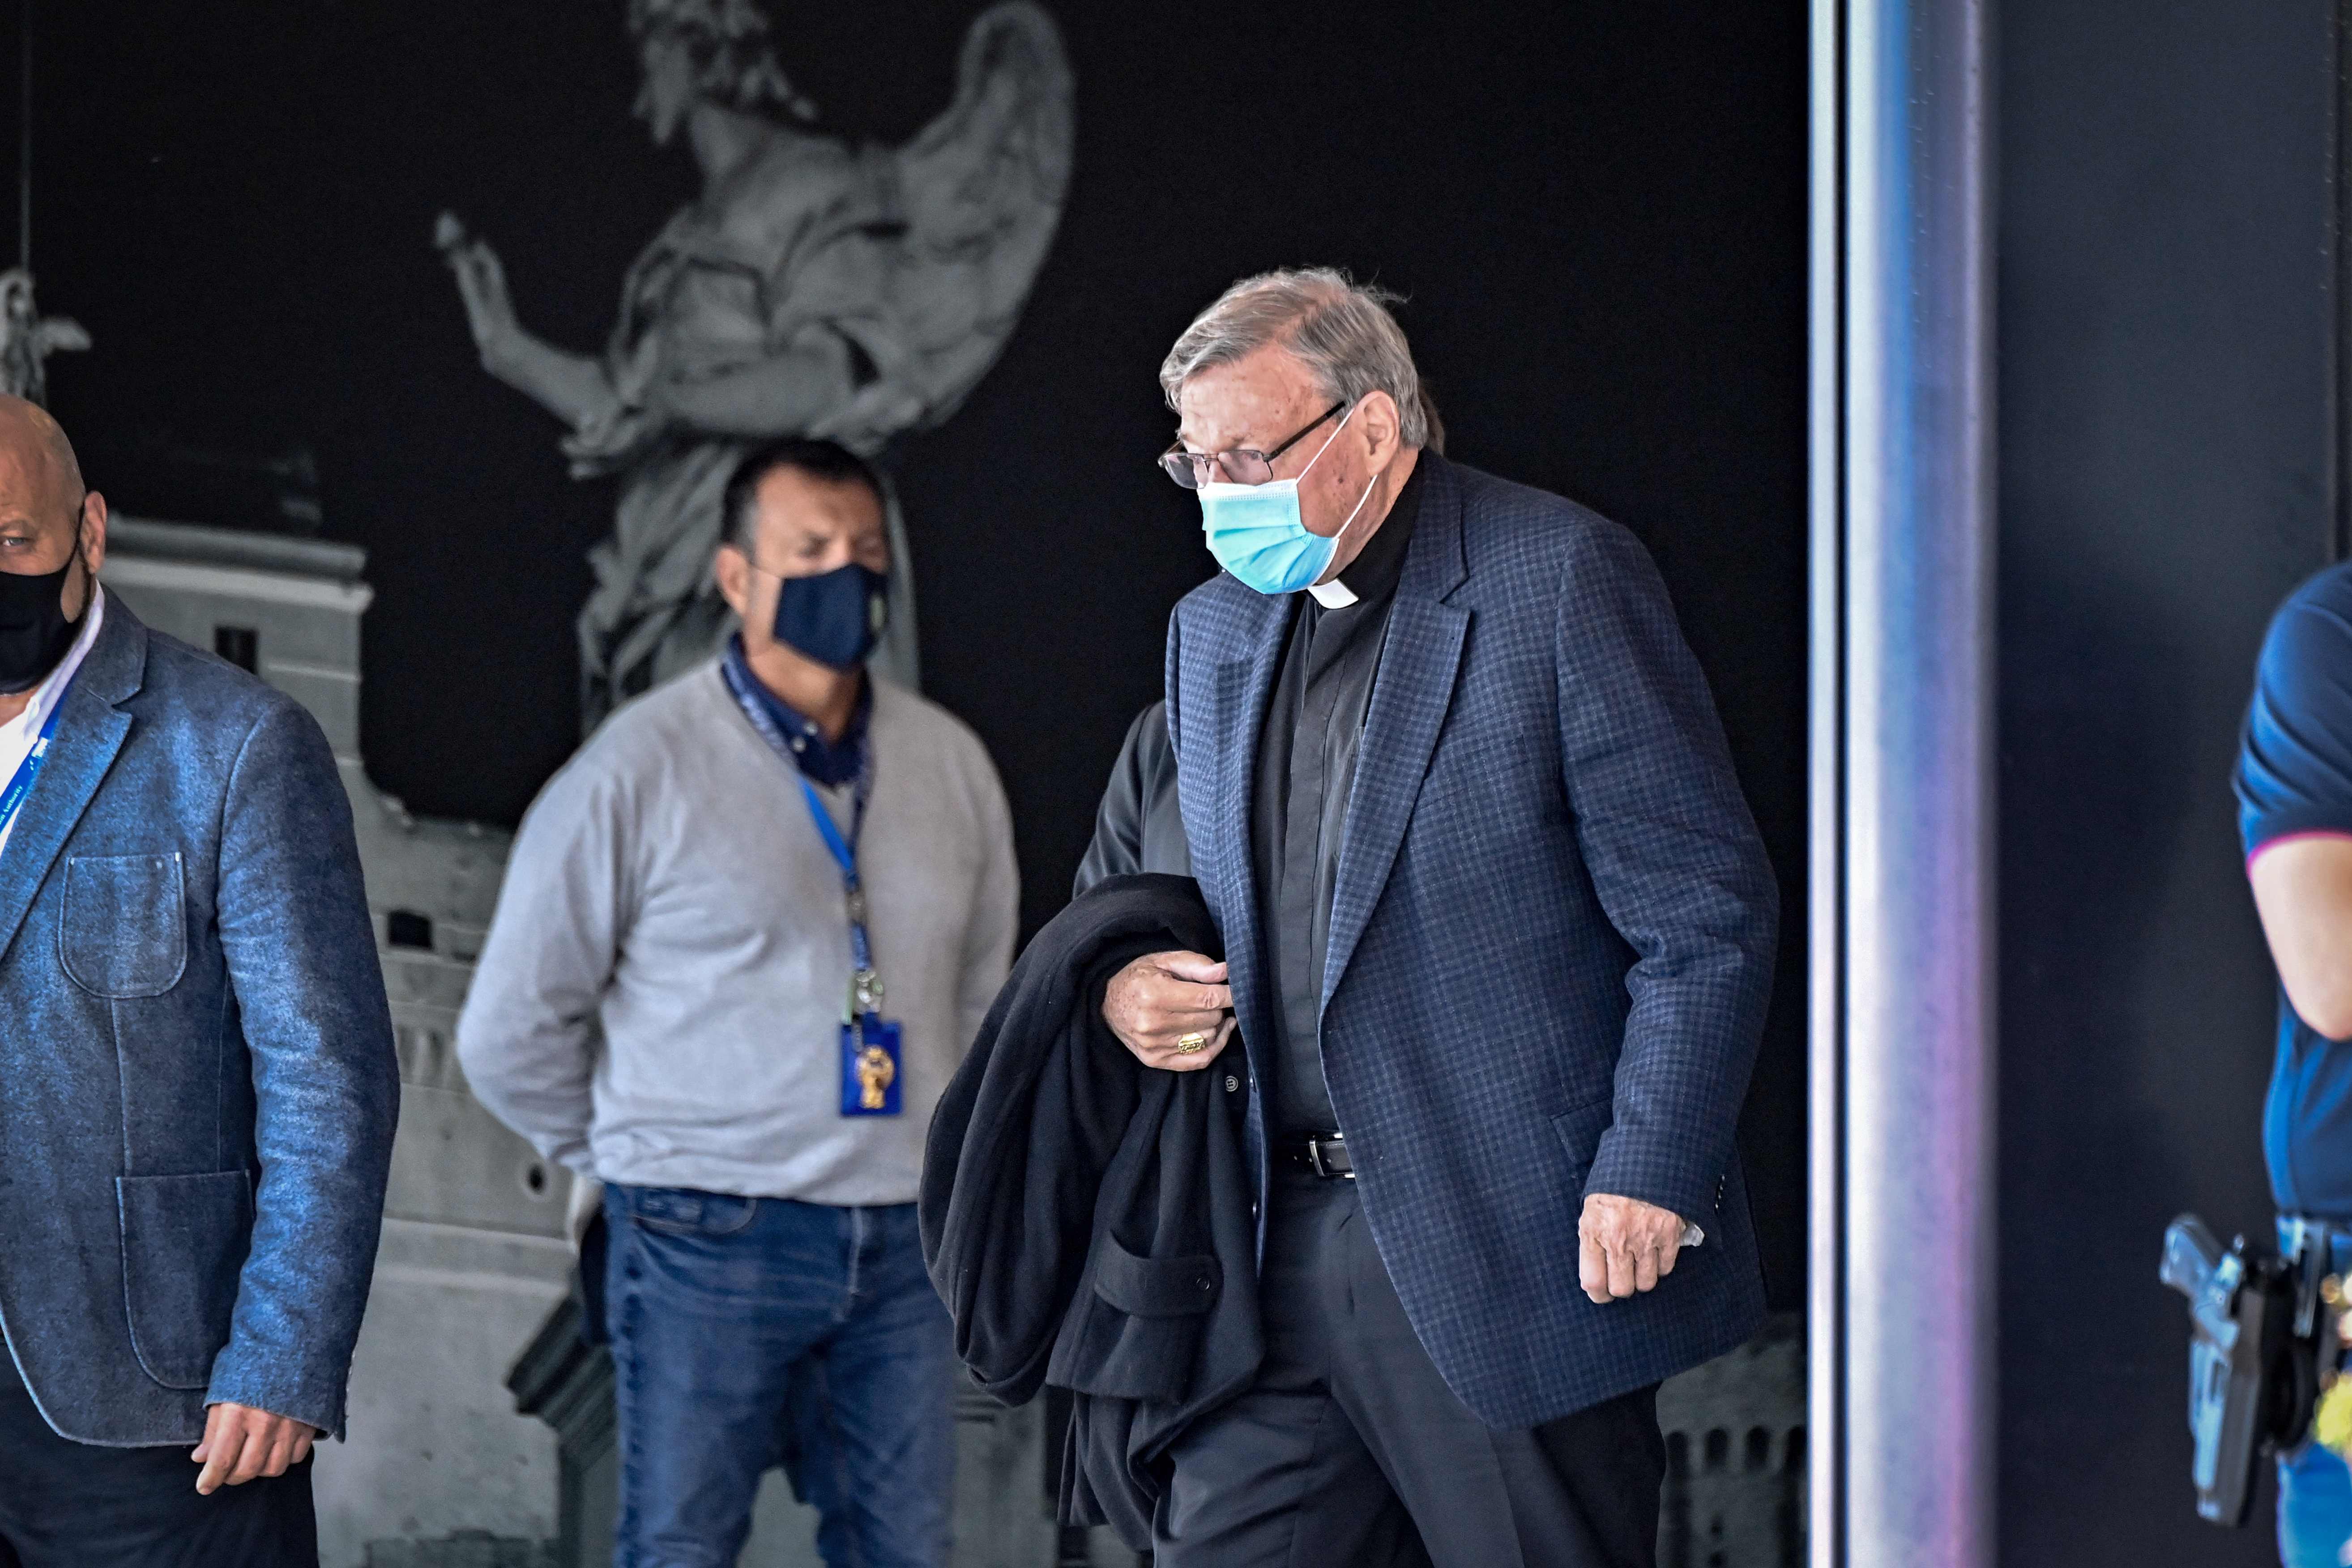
[0,601,397,1444]
[1166,453,1780,1429]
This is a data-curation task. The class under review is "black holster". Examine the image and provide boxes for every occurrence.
[2159,1214,2331,1526]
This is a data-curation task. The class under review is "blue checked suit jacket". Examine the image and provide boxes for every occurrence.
[1165,452,1778,1429]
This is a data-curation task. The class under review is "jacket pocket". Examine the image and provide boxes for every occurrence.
[117,1170,254,1390]
[62,852,188,998]
[1550,1094,1617,1197]
[1417,727,1552,809]
[1093,1240,1220,1318]
[1054,1235,1218,1402]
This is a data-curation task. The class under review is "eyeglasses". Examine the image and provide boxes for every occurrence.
[1157,402,1348,490]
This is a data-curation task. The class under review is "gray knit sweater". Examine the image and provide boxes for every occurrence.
[457,662,1018,1206]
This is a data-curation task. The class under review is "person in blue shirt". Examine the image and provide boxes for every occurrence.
[2236,562,2352,1566]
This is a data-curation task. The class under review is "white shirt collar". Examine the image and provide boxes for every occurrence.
[1306,578,1359,609]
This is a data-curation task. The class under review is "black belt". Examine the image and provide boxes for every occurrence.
[1284,1133,1354,1179]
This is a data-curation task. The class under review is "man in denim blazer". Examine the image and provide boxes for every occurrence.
[0,398,398,1566]
[1105,273,1778,1567]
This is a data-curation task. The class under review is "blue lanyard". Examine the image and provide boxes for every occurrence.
[719,654,883,1022]
[0,690,69,843]
[795,773,876,986]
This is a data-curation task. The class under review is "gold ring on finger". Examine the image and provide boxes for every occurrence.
[1174,1032,1209,1054]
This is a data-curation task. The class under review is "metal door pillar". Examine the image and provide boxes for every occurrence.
[1809,0,1996,1563]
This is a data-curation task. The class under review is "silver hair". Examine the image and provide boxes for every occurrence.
[1159,268,1442,452]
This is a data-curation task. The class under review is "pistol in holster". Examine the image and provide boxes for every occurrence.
[2159,1214,2337,1526]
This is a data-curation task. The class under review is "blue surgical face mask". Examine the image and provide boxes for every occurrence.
[1198,404,1381,596]
[772,562,889,670]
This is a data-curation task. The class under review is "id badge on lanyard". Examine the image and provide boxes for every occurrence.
[720,653,902,1117]
[806,778,902,1117]
[841,1014,903,1116]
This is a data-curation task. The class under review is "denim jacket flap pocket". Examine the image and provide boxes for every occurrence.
[63,852,188,999]
[116,1170,254,1390]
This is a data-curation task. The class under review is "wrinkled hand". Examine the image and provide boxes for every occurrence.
[1578,1193,1686,1304]
[192,1402,316,1494]
[1103,950,1235,1072]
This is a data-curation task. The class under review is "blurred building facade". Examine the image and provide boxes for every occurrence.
[102,517,566,1565]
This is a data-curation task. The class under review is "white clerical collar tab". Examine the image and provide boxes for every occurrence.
[1307,579,1359,609]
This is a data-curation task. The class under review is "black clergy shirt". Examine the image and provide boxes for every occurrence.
[1250,461,1424,1137]
[1074,702,1189,895]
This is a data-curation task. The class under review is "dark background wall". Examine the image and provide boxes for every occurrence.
[1998,0,2339,1560]
[14,3,1808,1304]
[25,0,2337,1549]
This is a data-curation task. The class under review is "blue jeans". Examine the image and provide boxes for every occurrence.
[2282,1439,2352,1568]
[604,1187,955,1568]
[2280,1219,2352,1568]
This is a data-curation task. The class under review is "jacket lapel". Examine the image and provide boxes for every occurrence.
[0,601,145,965]
[1322,456,1472,1008]
[1176,586,1289,1056]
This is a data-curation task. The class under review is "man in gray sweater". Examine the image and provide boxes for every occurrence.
[459,438,1018,1568]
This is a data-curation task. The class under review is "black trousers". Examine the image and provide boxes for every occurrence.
[0,1345,316,1568]
[1152,1170,1665,1568]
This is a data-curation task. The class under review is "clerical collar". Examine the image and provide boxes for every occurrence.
[1306,580,1356,608]
[1307,459,1424,609]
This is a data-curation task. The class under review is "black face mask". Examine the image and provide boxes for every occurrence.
[0,551,88,695]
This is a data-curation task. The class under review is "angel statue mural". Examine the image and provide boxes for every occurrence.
[0,270,90,407]
[439,0,1073,725]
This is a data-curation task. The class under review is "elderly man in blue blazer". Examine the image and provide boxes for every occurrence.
[0,397,398,1567]
[1104,270,1778,1568]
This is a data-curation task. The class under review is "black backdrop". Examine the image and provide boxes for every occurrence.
[17,2,1807,1306]
[1996,0,2340,1559]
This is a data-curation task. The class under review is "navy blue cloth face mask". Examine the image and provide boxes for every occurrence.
[772,563,889,670]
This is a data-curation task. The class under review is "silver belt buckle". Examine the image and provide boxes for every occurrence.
[1307,1136,1353,1180]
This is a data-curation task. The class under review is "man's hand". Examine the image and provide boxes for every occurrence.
[192,1402,316,1494]
[1103,950,1235,1072]
[1578,1193,1687,1304]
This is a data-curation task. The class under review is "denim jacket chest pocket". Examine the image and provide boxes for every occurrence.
[60,852,188,998]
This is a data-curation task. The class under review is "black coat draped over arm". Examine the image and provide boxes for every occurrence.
[920,873,1259,1543]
